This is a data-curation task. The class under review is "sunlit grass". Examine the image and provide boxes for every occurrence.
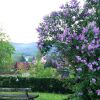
[36,92,67,100]
[0,92,69,100]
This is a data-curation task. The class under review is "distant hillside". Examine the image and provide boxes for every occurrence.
[11,42,39,57]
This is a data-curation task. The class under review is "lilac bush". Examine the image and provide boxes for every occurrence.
[37,0,100,99]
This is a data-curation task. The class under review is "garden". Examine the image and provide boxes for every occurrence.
[0,0,100,100]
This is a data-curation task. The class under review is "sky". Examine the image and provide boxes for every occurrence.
[0,0,68,43]
[0,0,84,43]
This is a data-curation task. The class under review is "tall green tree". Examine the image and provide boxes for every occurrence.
[0,32,15,70]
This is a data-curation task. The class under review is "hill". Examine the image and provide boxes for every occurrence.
[11,42,39,57]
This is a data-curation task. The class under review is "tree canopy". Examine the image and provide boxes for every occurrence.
[0,32,15,69]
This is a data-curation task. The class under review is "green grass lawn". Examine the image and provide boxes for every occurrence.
[0,92,69,100]
[36,93,67,100]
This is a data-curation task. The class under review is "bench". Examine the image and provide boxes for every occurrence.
[0,88,39,100]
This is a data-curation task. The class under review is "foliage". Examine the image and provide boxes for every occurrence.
[37,0,100,99]
[0,32,15,71]
[29,60,58,78]
[0,76,72,94]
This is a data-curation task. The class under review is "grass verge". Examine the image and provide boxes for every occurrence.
[0,92,69,100]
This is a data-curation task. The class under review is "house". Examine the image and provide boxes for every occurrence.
[14,55,36,71]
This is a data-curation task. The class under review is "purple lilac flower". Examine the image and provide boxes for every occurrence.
[84,39,88,43]
[93,27,100,34]
[76,67,82,72]
[82,27,88,33]
[97,66,100,70]
[63,27,67,37]
[92,61,98,65]
[88,44,93,50]
[76,56,81,61]
[38,44,43,49]
[80,59,87,63]
[98,58,100,61]
[94,44,100,49]
[81,44,86,50]
[88,63,93,70]
[88,21,96,28]
[79,34,85,40]
[91,78,96,84]
[45,25,48,30]
[70,0,79,8]
[68,35,72,41]
[73,32,77,37]
[81,59,87,64]
[93,0,99,3]
[60,4,65,9]
[60,35,64,42]
[88,9,94,15]
[58,34,64,41]
[96,90,100,95]
[75,35,79,40]
[82,8,91,17]
[91,39,95,44]
[51,12,58,17]
[76,46,79,50]
[36,27,42,33]
[63,11,68,16]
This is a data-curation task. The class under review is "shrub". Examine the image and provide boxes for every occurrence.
[29,60,58,78]
[0,76,73,93]
[37,0,100,99]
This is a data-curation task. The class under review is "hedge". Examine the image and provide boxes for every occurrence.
[0,76,75,93]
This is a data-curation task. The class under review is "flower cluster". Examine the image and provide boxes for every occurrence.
[56,22,100,73]
[96,89,100,95]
